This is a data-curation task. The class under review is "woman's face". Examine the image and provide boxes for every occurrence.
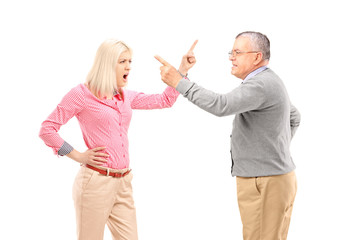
[116,50,132,88]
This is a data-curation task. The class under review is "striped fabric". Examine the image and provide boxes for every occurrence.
[39,83,179,169]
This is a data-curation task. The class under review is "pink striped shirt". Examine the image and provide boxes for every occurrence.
[39,83,180,169]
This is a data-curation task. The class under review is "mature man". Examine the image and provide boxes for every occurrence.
[155,31,300,240]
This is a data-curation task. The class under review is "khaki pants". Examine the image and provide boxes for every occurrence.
[72,165,138,240]
[236,171,297,240]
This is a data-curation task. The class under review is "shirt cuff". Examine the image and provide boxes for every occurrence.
[176,78,194,95]
[58,141,74,156]
[290,121,300,127]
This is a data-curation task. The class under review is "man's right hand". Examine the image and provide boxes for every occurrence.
[178,40,198,76]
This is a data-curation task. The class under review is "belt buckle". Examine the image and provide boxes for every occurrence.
[106,168,110,177]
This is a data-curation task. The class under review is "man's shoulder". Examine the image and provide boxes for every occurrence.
[251,68,283,86]
[253,68,278,79]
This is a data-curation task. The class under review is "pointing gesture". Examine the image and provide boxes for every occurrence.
[155,55,183,88]
[189,39,198,51]
[154,55,170,66]
[179,40,198,76]
[155,40,198,88]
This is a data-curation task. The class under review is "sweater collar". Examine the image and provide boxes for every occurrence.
[243,66,268,83]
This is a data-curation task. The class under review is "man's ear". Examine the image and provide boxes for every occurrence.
[253,52,263,65]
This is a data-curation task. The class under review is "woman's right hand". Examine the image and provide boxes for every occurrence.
[67,147,109,166]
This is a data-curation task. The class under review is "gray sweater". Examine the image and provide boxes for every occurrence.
[176,68,300,177]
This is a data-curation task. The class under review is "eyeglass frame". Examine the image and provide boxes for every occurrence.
[228,50,260,57]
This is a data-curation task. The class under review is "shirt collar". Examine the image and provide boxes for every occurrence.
[243,66,268,83]
[114,88,124,101]
[98,89,123,101]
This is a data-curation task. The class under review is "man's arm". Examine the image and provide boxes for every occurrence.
[155,41,265,117]
[290,104,301,139]
[175,78,265,117]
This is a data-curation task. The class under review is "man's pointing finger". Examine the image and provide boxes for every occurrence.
[154,55,170,66]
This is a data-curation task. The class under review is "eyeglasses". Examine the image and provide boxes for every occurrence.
[228,50,259,57]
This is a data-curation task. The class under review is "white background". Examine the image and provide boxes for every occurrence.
[1,0,359,239]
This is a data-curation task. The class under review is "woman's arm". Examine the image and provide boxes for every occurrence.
[128,86,180,110]
[39,85,109,165]
[39,85,85,155]
[66,147,109,166]
[129,40,198,110]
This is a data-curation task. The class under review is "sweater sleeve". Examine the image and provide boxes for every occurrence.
[128,86,180,110]
[290,104,301,139]
[39,85,85,155]
[176,78,265,117]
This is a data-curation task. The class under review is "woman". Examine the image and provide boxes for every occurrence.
[39,39,194,240]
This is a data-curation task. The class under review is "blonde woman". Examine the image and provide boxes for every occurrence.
[39,39,195,240]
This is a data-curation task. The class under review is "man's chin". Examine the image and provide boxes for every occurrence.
[231,71,240,79]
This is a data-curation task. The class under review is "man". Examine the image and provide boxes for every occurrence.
[155,31,300,240]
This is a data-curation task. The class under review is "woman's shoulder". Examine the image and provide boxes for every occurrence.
[62,83,87,102]
[68,83,87,95]
[122,88,140,100]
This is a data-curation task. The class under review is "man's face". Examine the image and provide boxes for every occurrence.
[229,36,259,80]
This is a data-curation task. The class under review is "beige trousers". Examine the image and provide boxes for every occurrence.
[236,171,297,240]
[72,165,138,240]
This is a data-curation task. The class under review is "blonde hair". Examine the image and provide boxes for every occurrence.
[86,39,132,99]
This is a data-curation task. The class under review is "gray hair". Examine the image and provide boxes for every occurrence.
[236,31,270,60]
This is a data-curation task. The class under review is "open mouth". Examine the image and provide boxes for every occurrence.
[123,74,129,81]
